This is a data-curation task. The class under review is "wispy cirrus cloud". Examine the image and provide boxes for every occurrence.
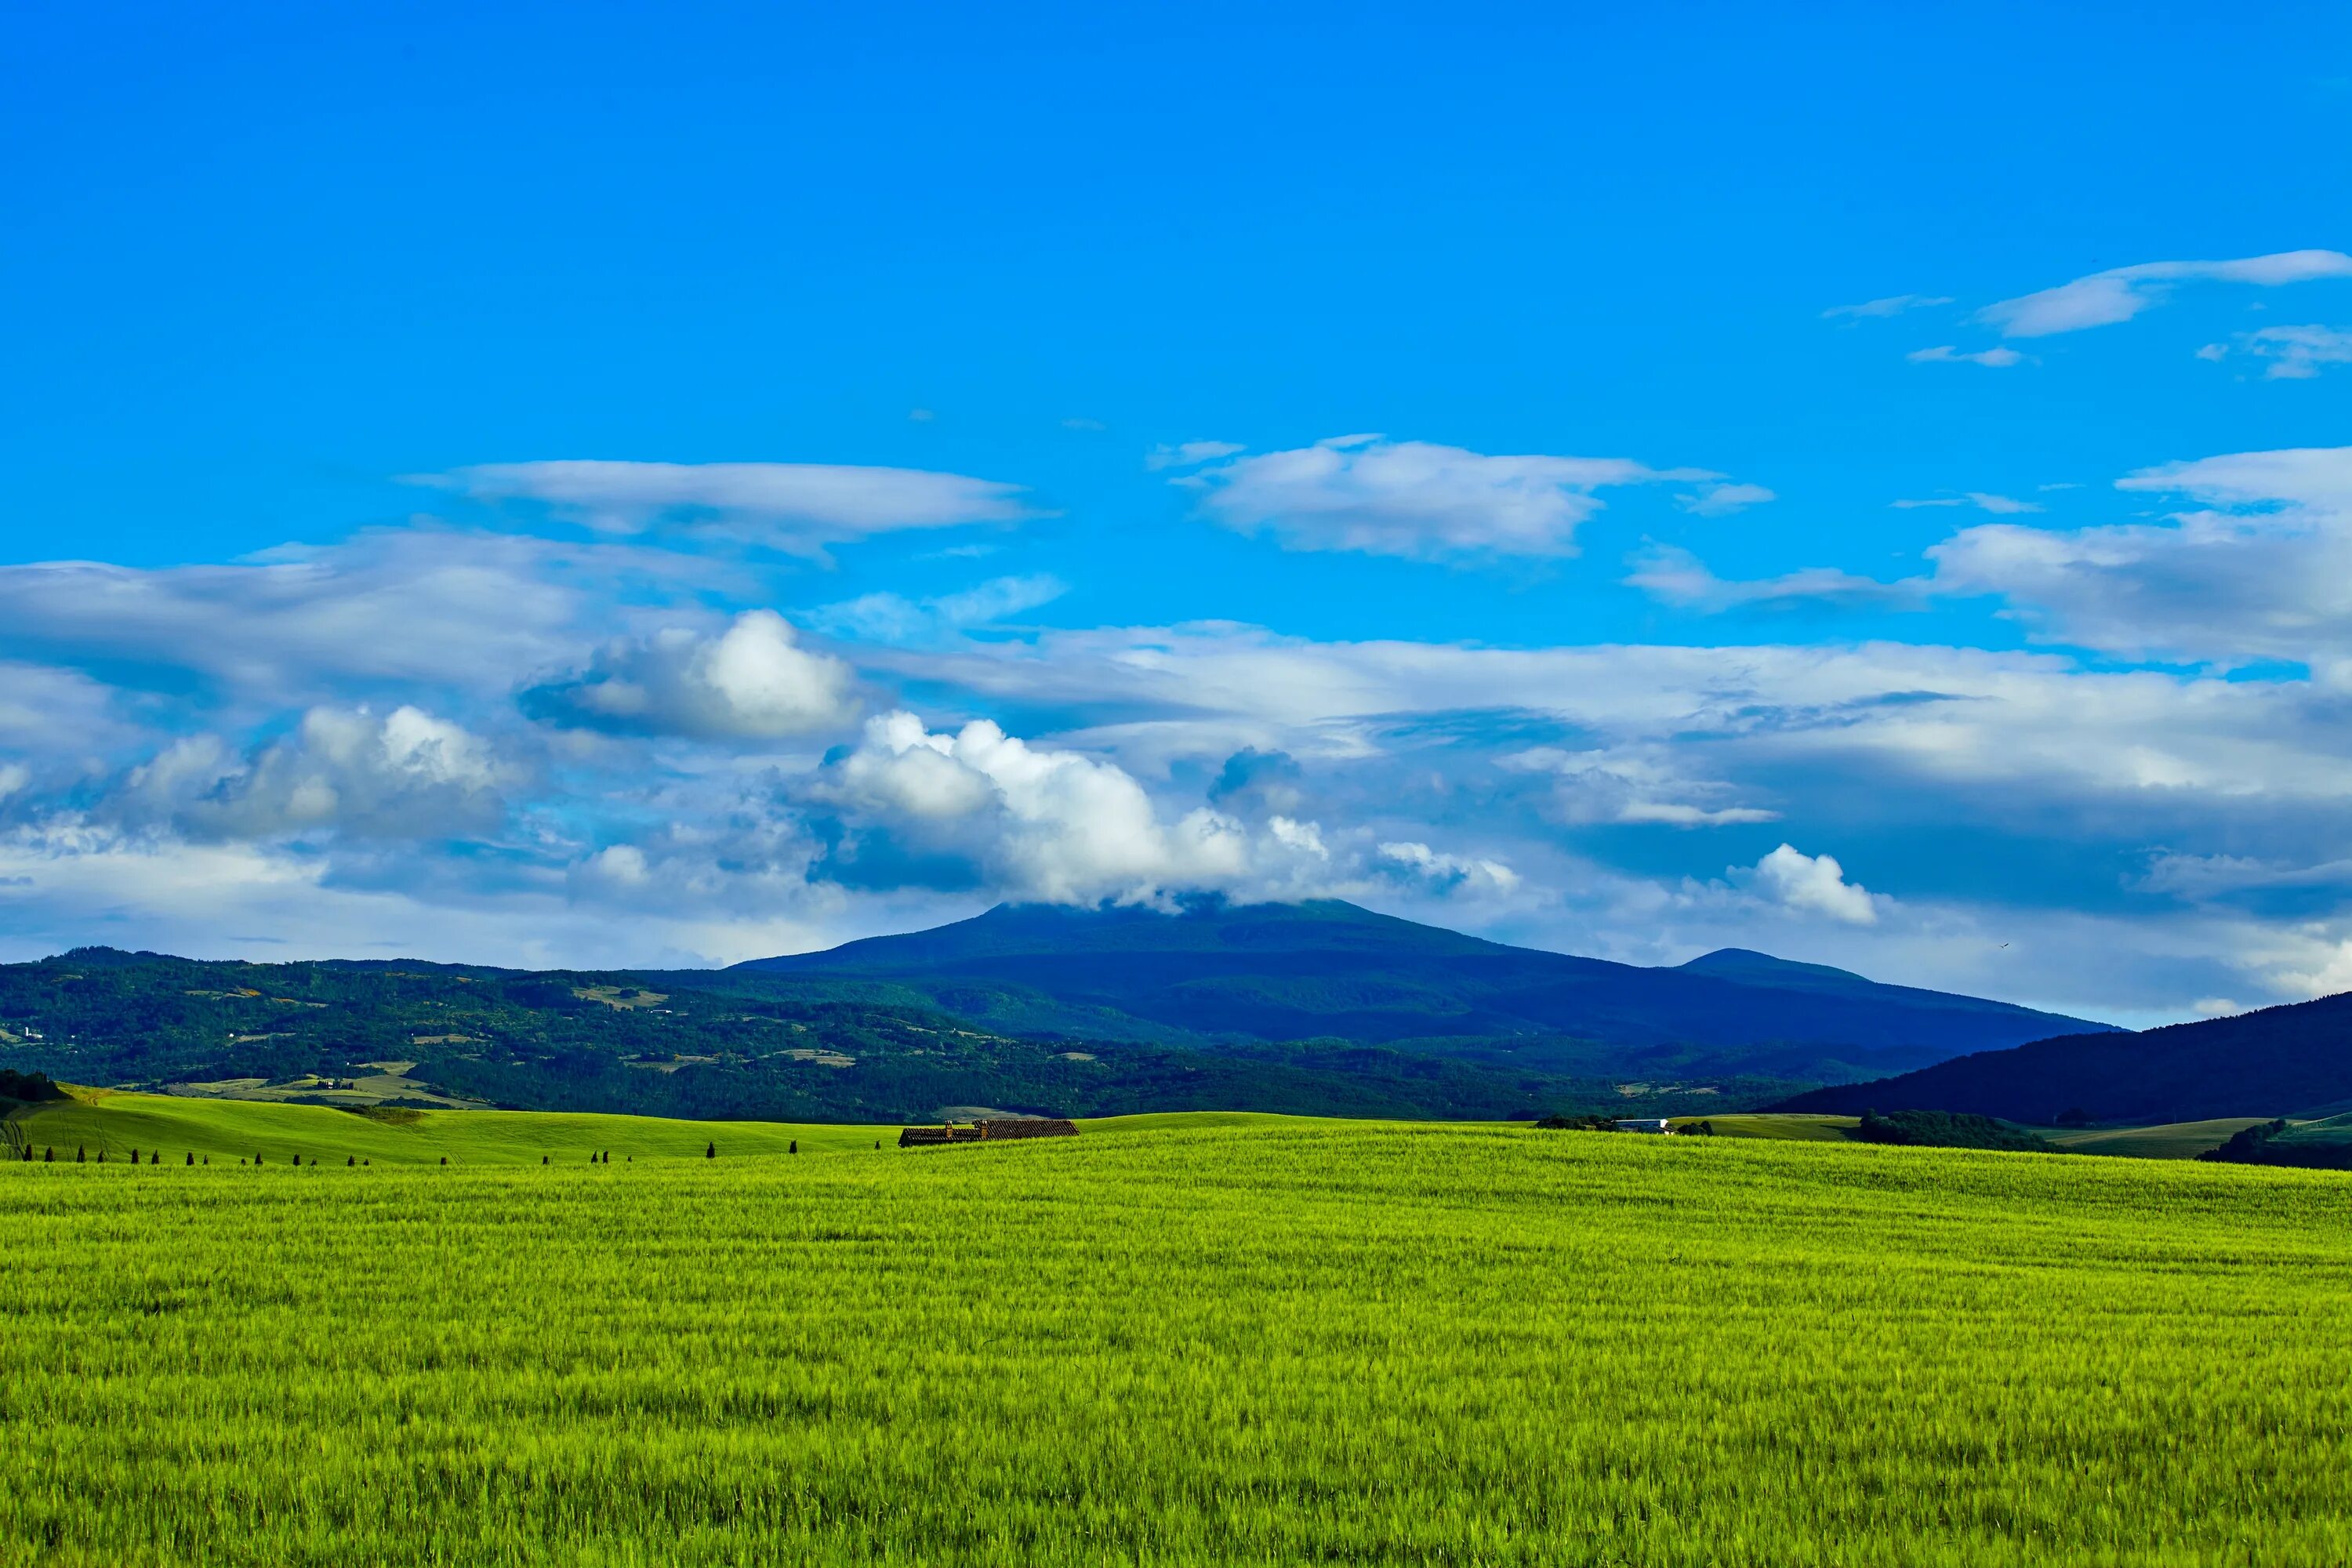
[1677,481,1777,517]
[418,459,1038,559]
[1978,250,2352,338]
[1822,293,1953,319]
[1145,440,1246,471]
[1625,546,1918,612]
[1893,493,2043,514]
[1179,434,1716,562]
[1907,344,2028,368]
[807,574,1069,647]
[0,528,686,703]
[2198,324,2352,380]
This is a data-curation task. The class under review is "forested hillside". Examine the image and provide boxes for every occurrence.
[0,948,1780,1123]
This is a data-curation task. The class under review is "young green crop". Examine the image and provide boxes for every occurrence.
[2,1112,2350,1565]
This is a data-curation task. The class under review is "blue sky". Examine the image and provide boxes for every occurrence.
[3,2,2350,1023]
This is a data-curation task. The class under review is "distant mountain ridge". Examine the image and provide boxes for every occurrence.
[729,900,2113,1083]
[1774,990,2352,1124]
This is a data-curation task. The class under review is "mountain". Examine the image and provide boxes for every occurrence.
[1773,990,2352,1124]
[721,900,2112,1083]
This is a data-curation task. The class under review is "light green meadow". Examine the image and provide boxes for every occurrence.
[3,1102,2350,1566]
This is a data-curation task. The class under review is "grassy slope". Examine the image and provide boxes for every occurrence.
[1,1086,898,1164]
[6,1109,2352,1565]
[1671,1112,1859,1140]
[2047,1117,2272,1159]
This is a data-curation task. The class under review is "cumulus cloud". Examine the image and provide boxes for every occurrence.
[526,610,857,741]
[1907,345,2028,368]
[2201,325,2352,380]
[805,710,1320,905]
[806,575,1067,646]
[115,706,515,842]
[1208,747,1308,817]
[1377,840,1519,895]
[1823,294,1954,319]
[1977,250,2352,338]
[1179,434,1716,561]
[1745,844,1878,925]
[422,460,1037,558]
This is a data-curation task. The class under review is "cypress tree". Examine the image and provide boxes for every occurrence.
[96,1149,104,1163]
[789,1139,798,1155]
[186,1152,194,1166]
[76,1146,85,1163]
[706,1141,716,1159]
[45,1148,54,1162]
[347,1155,355,1167]
[440,1156,448,1165]
[543,1154,550,1165]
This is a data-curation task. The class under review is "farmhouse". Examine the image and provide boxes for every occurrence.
[898,1118,1080,1148]
[1613,1118,1674,1134]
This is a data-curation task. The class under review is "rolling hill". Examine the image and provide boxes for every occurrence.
[1775,989,2352,1126]
[723,898,2112,1082]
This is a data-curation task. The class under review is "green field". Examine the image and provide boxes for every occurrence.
[5,1105,2352,1565]
[0,1085,898,1165]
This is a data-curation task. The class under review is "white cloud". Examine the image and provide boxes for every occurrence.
[808,575,1067,646]
[1617,801,1780,827]
[1893,493,2042,514]
[1926,445,2352,667]
[1823,294,1955,319]
[1907,345,2027,368]
[423,460,1036,558]
[2203,325,2352,380]
[527,610,857,741]
[115,706,516,842]
[809,710,1319,905]
[1498,744,1780,829]
[1182,435,1715,561]
[1677,481,1777,517]
[1746,844,1879,925]
[1625,546,1917,612]
[0,528,659,702]
[1977,250,2352,338]
[1377,840,1519,895]
[1145,441,1246,471]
